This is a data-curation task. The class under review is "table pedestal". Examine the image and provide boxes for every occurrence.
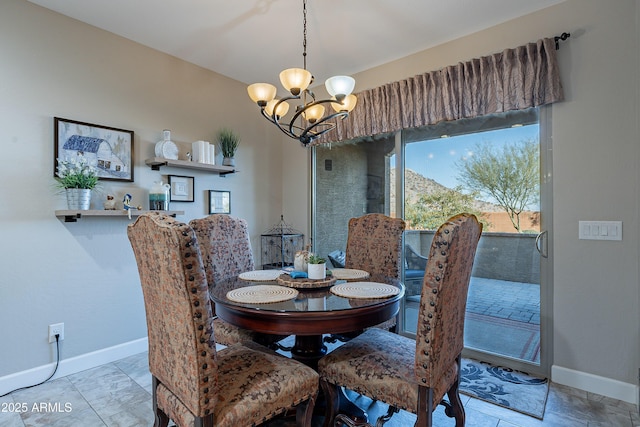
[290,335,326,370]
[289,334,367,424]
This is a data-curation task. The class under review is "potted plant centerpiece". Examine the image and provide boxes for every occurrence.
[217,128,240,167]
[55,153,99,210]
[307,253,327,280]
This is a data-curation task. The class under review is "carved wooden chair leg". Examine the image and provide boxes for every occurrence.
[445,357,465,426]
[374,406,399,427]
[297,393,318,427]
[321,379,341,427]
[334,413,373,427]
[155,410,169,427]
[152,377,170,427]
[415,386,434,427]
[194,416,214,427]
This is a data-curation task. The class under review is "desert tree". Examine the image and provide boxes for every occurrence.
[456,139,539,232]
[405,186,488,230]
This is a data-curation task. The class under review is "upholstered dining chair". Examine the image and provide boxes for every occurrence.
[343,213,406,333]
[318,213,482,427]
[189,214,287,347]
[344,213,406,279]
[128,213,318,427]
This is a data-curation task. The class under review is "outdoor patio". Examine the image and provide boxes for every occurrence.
[404,276,541,363]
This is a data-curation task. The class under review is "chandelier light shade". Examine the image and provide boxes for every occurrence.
[331,94,357,113]
[325,76,355,100]
[265,98,290,117]
[279,68,312,96]
[247,0,356,146]
[247,83,277,106]
[302,104,325,123]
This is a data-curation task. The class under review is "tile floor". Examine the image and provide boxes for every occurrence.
[1,350,638,427]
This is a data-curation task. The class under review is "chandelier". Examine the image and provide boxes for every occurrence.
[247,0,357,146]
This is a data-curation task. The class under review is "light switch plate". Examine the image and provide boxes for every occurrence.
[578,221,622,241]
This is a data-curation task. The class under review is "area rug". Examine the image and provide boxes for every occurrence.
[460,358,549,419]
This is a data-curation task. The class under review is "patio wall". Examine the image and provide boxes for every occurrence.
[405,230,540,284]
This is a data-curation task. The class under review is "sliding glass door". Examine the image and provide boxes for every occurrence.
[400,108,549,376]
[312,107,551,376]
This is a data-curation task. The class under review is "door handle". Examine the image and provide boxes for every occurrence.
[535,230,548,258]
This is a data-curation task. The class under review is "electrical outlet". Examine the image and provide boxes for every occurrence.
[48,323,64,343]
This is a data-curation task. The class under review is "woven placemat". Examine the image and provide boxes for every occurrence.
[238,270,282,282]
[330,282,399,299]
[226,285,298,304]
[277,274,337,289]
[330,268,370,281]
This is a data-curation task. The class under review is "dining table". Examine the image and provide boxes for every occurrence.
[209,270,405,423]
[209,269,405,369]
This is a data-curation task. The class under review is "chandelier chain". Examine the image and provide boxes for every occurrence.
[302,0,307,70]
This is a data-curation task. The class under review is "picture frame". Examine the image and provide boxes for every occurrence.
[54,117,134,182]
[209,190,230,214]
[168,175,195,202]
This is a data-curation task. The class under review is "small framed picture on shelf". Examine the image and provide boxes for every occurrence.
[54,117,134,182]
[209,190,230,214]
[168,175,194,202]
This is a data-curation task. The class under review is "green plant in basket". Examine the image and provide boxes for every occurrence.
[55,153,99,190]
[307,254,326,264]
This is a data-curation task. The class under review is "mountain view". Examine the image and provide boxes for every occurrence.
[391,168,503,212]
[389,168,540,232]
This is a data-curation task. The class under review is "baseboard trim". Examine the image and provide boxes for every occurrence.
[0,338,148,396]
[552,364,638,405]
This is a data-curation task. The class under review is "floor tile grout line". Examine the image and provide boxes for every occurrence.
[68,371,109,427]
[68,362,119,427]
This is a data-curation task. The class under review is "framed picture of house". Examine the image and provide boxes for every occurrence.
[209,190,230,214]
[168,175,195,202]
[54,117,134,182]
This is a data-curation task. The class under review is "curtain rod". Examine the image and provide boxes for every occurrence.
[554,32,571,50]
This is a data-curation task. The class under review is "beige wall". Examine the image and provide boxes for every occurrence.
[283,0,640,400]
[0,0,285,382]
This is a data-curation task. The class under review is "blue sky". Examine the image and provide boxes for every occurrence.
[394,124,539,189]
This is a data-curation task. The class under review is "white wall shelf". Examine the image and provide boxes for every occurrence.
[144,157,235,176]
[55,210,184,223]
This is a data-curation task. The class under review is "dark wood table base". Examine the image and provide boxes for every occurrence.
[288,334,367,424]
[290,335,327,370]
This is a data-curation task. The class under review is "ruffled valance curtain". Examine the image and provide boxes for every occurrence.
[314,37,563,145]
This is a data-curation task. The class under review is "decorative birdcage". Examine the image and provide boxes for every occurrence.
[261,215,304,270]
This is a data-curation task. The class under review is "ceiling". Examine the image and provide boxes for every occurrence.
[28,0,565,88]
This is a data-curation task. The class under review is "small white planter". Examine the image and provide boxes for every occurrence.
[307,263,326,280]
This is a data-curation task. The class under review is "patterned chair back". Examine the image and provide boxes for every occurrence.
[127,213,218,418]
[345,213,406,279]
[189,215,254,285]
[413,213,482,388]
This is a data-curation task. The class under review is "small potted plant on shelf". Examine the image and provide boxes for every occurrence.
[217,128,240,167]
[307,253,327,280]
[55,153,99,210]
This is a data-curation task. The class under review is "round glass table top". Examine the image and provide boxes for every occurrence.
[210,275,404,313]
